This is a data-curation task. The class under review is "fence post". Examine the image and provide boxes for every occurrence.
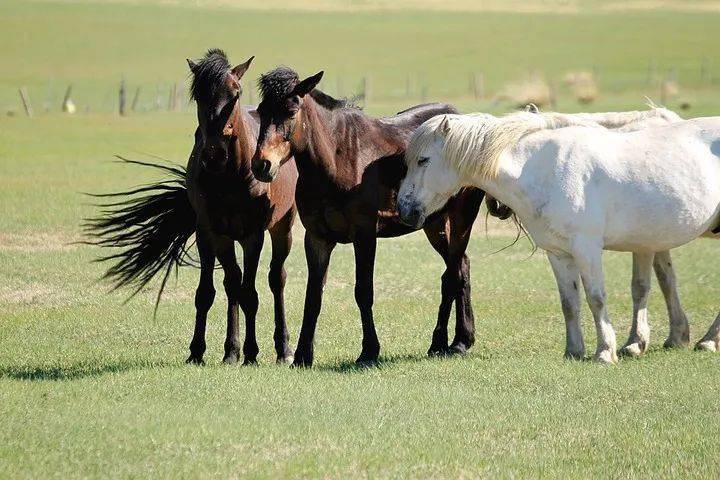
[471,72,484,101]
[361,76,371,105]
[19,87,33,117]
[131,87,141,111]
[61,85,74,113]
[119,77,127,116]
[701,56,712,84]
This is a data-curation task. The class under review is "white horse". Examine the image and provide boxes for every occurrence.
[488,107,691,358]
[398,109,720,363]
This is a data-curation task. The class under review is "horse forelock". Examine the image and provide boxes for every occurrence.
[189,48,232,104]
[258,66,299,104]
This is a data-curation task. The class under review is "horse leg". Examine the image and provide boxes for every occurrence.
[423,223,453,355]
[572,241,617,364]
[239,232,263,365]
[353,229,380,364]
[268,211,294,364]
[696,315,720,352]
[186,228,216,365]
[653,250,690,348]
[547,251,585,359]
[620,252,653,357]
[293,232,336,367]
[215,238,243,364]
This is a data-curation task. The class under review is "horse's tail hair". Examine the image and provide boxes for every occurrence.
[82,156,197,313]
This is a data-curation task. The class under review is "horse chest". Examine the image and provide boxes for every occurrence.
[204,193,269,239]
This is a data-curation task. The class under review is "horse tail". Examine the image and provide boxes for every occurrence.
[83,156,197,312]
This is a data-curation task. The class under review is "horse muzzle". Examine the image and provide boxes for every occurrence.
[251,158,278,183]
[398,200,426,229]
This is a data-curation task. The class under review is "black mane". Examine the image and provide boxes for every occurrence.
[189,48,231,103]
[258,66,356,110]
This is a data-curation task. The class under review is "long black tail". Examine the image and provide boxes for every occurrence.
[83,156,197,310]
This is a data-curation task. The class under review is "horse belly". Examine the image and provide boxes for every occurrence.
[602,168,720,251]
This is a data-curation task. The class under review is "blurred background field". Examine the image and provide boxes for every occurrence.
[2,1,720,478]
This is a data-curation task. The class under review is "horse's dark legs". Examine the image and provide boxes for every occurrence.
[353,229,380,364]
[423,223,453,355]
[293,232,335,367]
[268,211,295,363]
[187,229,216,365]
[239,233,264,365]
[423,190,481,356]
[215,238,243,364]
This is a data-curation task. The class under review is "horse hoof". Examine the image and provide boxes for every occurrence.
[619,342,646,358]
[663,337,689,349]
[427,345,448,357]
[243,357,258,366]
[447,342,469,355]
[593,349,618,365]
[355,355,379,366]
[222,352,240,365]
[292,351,313,368]
[185,355,205,366]
[695,340,718,352]
[563,350,585,361]
[277,354,294,365]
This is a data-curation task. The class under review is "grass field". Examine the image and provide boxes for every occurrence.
[2,1,720,478]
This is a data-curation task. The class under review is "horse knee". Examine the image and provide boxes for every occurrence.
[223,270,242,300]
[239,285,259,313]
[268,263,287,293]
[631,278,651,300]
[354,284,373,310]
[194,285,215,313]
[586,291,606,313]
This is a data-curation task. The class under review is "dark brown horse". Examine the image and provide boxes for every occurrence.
[86,50,298,365]
[251,67,484,367]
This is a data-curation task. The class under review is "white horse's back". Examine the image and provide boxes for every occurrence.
[512,117,720,251]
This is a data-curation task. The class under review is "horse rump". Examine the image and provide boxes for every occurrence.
[82,156,197,311]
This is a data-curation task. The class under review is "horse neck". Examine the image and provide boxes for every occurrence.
[295,98,339,180]
[231,107,260,183]
[297,97,394,186]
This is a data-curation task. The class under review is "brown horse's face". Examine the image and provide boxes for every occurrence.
[252,71,323,182]
[189,56,253,174]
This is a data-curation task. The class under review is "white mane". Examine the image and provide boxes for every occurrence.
[408,108,678,181]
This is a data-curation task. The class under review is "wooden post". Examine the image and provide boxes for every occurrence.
[471,72,484,100]
[62,85,72,109]
[361,76,371,104]
[168,82,178,111]
[119,77,127,116]
[646,58,657,85]
[19,87,33,117]
[701,56,712,84]
[131,86,141,111]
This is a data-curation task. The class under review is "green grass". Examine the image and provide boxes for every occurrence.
[2,1,720,478]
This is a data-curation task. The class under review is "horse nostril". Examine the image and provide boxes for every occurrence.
[261,160,272,176]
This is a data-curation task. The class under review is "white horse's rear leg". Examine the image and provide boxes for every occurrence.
[696,315,720,352]
[572,241,618,364]
[620,252,653,357]
[547,252,585,359]
[653,250,690,348]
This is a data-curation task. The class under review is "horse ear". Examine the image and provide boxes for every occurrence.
[439,115,451,135]
[231,56,254,80]
[187,58,198,73]
[293,71,324,98]
[525,103,539,114]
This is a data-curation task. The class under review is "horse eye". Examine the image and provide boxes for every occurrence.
[418,156,430,166]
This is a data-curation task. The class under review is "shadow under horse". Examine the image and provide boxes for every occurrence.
[251,67,484,367]
[85,50,298,365]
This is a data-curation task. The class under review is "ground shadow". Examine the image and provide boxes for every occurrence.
[0,359,175,381]
[315,351,469,374]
